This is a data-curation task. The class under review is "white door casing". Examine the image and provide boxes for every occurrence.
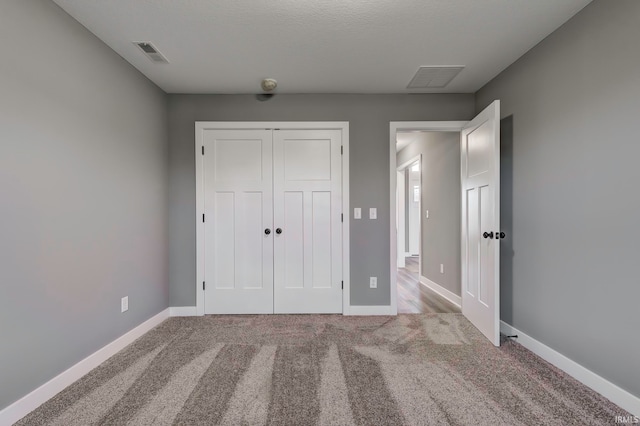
[396,170,406,268]
[390,122,467,317]
[396,154,423,278]
[196,122,349,315]
[461,101,501,346]
[408,167,420,256]
[203,129,274,314]
[273,130,343,313]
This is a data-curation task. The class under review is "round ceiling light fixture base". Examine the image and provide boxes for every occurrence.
[261,78,277,92]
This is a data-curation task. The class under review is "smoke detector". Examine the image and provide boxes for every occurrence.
[261,78,277,92]
[407,66,464,89]
[133,42,169,63]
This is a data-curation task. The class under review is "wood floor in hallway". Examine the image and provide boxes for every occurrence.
[397,256,461,314]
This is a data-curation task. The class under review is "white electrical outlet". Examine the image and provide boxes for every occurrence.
[440,264,444,274]
[369,208,377,219]
[370,277,377,288]
[121,296,129,313]
[354,208,361,219]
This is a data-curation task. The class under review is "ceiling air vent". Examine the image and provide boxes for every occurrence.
[134,42,169,63]
[407,66,464,89]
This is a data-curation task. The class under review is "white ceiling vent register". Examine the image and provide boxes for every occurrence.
[134,42,169,63]
[407,66,464,89]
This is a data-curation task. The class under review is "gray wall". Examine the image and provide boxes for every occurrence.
[476,0,640,397]
[397,132,461,296]
[168,94,475,307]
[0,0,169,410]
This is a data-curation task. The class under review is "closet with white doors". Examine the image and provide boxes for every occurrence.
[195,123,348,314]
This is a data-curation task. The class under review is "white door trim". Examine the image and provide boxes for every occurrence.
[397,154,422,276]
[389,122,468,315]
[396,170,406,268]
[195,122,350,316]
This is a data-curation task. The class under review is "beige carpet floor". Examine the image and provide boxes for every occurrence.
[16,314,630,425]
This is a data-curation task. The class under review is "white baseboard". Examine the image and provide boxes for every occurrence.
[172,305,397,317]
[347,305,396,316]
[169,306,199,317]
[500,321,640,417]
[0,308,170,426]
[419,276,462,307]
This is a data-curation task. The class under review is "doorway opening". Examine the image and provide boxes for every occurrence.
[390,101,502,346]
[395,133,462,314]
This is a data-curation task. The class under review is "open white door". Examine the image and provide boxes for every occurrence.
[461,101,501,346]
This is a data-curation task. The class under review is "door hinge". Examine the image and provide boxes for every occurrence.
[202,146,204,155]
[203,281,206,290]
[341,280,344,289]
[341,145,343,155]
[202,214,205,223]
[341,213,343,222]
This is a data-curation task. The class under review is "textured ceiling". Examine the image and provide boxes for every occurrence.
[52,0,592,94]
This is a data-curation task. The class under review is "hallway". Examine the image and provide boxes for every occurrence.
[397,257,461,314]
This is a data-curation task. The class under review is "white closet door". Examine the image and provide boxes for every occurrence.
[273,130,343,313]
[203,129,273,314]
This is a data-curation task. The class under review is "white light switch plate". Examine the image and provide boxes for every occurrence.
[425,210,429,219]
[369,208,377,219]
[121,296,129,313]
[369,277,377,288]
[354,208,361,219]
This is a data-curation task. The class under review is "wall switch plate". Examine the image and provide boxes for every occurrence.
[425,210,429,219]
[369,208,377,219]
[121,296,129,313]
[354,208,361,219]
[369,277,377,288]
[440,264,444,274]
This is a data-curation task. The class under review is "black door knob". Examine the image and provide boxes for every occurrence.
[483,231,494,239]
[276,228,282,234]
[264,228,271,235]
[499,232,505,239]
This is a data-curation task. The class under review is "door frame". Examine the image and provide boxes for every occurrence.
[397,155,422,275]
[195,122,350,316]
[389,122,468,314]
[396,169,406,268]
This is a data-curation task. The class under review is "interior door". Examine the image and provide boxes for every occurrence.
[203,129,273,314]
[461,100,501,346]
[273,130,343,313]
